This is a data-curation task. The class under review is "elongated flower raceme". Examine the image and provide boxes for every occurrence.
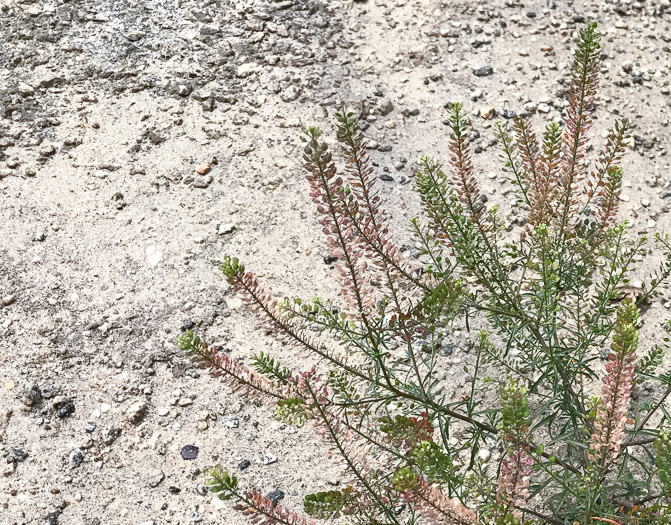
[392,468,478,525]
[497,380,534,516]
[445,102,481,220]
[589,300,639,471]
[497,451,534,514]
[556,22,600,238]
[177,330,295,401]
[206,466,317,525]
[302,125,377,321]
[524,121,562,233]
[235,490,317,525]
[335,108,423,306]
[590,119,632,230]
[654,429,671,497]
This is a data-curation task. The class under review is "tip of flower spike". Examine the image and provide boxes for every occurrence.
[417,154,438,170]
[177,329,201,352]
[204,466,238,500]
[335,107,357,124]
[301,125,323,142]
[220,256,244,278]
[576,21,601,52]
[444,101,462,112]
[579,21,599,38]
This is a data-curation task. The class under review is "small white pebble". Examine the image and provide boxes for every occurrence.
[478,449,491,462]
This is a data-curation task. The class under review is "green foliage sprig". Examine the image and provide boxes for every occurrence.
[252,351,292,384]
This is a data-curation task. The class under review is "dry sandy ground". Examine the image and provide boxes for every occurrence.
[2,0,671,523]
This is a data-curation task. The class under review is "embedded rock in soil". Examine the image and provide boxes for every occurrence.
[126,401,147,424]
[266,490,285,506]
[53,397,75,419]
[69,449,85,468]
[181,445,199,460]
[473,66,494,77]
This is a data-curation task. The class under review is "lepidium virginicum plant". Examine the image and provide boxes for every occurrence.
[178,23,671,524]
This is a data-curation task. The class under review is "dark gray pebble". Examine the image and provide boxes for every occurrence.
[9,448,28,463]
[181,445,199,460]
[54,399,75,419]
[69,449,85,468]
[266,489,285,507]
[473,66,493,77]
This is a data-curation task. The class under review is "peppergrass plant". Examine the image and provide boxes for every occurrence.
[178,23,671,524]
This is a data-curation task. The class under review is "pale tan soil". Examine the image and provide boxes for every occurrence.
[2,0,671,524]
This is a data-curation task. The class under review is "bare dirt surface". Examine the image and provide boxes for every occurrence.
[3,0,671,524]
